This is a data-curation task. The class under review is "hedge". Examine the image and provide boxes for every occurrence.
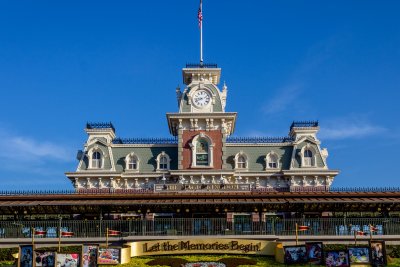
[0,247,18,261]
[146,257,257,267]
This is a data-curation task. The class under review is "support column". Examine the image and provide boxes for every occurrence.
[221,133,228,169]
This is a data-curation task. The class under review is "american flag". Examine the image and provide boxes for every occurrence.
[34,230,47,236]
[370,225,378,232]
[298,225,310,231]
[197,0,203,28]
[61,231,74,237]
[356,230,368,236]
[108,229,121,236]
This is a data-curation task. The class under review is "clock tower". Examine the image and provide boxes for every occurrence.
[167,63,237,172]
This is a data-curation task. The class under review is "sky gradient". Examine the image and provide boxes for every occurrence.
[0,1,399,190]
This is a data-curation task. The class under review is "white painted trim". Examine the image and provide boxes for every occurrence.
[86,138,108,147]
[108,146,116,171]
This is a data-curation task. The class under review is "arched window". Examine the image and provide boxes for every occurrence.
[237,155,247,169]
[125,152,140,171]
[190,134,214,168]
[196,139,209,166]
[92,151,102,169]
[303,149,314,167]
[266,153,279,169]
[128,157,137,170]
[159,156,168,170]
[156,152,171,171]
[234,152,248,170]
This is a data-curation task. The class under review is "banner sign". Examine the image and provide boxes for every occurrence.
[154,183,251,192]
[129,239,274,256]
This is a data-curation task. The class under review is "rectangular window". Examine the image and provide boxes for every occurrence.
[234,215,252,233]
[160,163,168,169]
[238,162,246,169]
[196,154,208,166]
[92,159,101,168]
[129,162,137,169]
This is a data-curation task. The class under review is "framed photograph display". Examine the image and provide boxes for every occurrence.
[34,251,56,267]
[283,245,308,264]
[306,242,323,265]
[348,247,370,264]
[97,247,120,265]
[19,245,34,267]
[82,244,98,267]
[56,254,80,267]
[369,241,387,266]
[324,250,349,267]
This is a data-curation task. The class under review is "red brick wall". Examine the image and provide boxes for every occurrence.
[181,130,223,169]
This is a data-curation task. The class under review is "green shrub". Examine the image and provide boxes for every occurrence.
[323,244,370,251]
[39,246,81,254]
[388,245,400,258]
[141,256,259,267]
[0,247,18,261]
[146,257,189,267]
[219,257,257,267]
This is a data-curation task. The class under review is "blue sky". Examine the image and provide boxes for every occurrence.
[0,1,399,190]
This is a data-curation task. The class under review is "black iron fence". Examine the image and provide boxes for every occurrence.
[1,218,399,238]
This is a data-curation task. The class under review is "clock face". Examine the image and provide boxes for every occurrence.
[193,90,211,107]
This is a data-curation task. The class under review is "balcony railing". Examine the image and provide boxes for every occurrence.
[226,137,294,143]
[0,218,399,238]
[290,121,319,130]
[112,137,178,144]
[86,122,115,132]
[185,63,218,68]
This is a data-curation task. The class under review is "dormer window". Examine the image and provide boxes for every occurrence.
[304,149,313,167]
[266,152,279,169]
[159,156,168,170]
[299,144,317,167]
[234,152,248,170]
[237,155,247,169]
[88,146,105,169]
[128,158,137,170]
[125,152,139,171]
[156,152,171,171]
[92,151,102,168]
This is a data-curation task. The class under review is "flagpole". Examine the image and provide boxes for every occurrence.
[369,225,373,243]
[31,227,35,248]
[295,223,298,245]
[354,230,357,245]
[199,0,203,65]
[58,229,61,253]
[106,227,109,248]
